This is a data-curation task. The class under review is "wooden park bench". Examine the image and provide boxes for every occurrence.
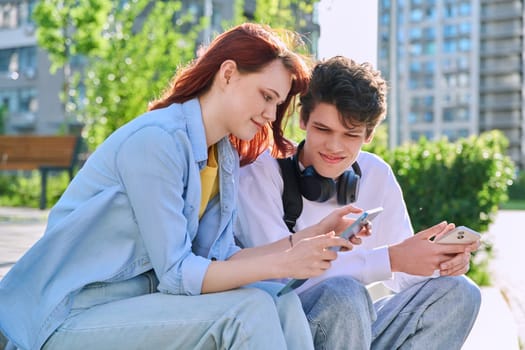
[0,135,82,209]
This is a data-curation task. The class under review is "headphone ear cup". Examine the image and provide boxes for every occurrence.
[299,166,336,202]
[337,170,360,205]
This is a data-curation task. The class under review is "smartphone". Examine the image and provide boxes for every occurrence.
[277,207,384,296]
[434,225,481,244]
[330,206,384,251]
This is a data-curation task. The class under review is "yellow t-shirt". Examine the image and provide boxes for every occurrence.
[199,144,219,218]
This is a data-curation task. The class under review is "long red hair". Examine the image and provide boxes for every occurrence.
[148,23,310,165]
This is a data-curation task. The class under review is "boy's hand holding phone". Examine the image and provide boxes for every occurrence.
[434,226,481,245]
[334,207,383,250]
[433,225,481,276]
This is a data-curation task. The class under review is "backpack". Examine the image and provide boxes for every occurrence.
[277,157,303,233]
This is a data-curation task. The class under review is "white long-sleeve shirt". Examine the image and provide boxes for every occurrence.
[235,150,434,294]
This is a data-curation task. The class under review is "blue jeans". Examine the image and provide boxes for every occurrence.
[39,270,314,350]
[299,275,481,350]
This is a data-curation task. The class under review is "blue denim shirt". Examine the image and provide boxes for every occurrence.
[0,98,241,350]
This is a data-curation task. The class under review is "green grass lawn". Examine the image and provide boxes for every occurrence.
[500,199,525,210]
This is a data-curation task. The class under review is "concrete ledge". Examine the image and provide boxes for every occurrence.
[462,287,520,350]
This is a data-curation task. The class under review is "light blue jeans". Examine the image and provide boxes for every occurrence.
[40,270,314,350]
[299,275,481,350]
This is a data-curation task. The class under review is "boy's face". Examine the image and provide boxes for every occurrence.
[299,102,373,179]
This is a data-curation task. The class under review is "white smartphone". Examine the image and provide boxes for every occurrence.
[331,206,383,251]
[434,225,481,244]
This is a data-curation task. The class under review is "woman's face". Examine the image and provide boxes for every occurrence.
[224,59,292,141]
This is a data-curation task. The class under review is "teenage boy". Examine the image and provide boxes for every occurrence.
[235,56,481,349]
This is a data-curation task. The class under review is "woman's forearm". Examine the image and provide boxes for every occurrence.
[201,254,283,293]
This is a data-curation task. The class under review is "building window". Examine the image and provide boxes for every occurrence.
[381,12,390,25]
[424,42,435,55]
[459,3,471,17]
[0,47,37,78]
[410,27,422,40]
[0,88,38,118]
[459,38,470,52]
[443,39,457,53]
[410,8,423,22]
[443,107,469,122]
[410,96,434,123]
[444,25,457,38]
[443,128,469,140]
[410,130,434,141]
[0,2,17,29]
[0,0,35,29]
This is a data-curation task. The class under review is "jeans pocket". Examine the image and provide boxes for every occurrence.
[71,270,158,311]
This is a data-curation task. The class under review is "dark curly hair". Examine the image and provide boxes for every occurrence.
[300,56,387,138]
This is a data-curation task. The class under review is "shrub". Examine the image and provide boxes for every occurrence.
[387,130,515,233]
[367,130,516,285]
[0,171,71,208]
[508,170,525,200]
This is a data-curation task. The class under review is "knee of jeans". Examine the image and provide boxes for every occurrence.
[443,276,482,314]
[314,277,371,315]
[275,289,304,315]
[245,288,280,312]
[325,276,369,298]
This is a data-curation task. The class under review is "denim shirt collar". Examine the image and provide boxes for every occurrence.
[182,98,235,175]
[182,98,208,166]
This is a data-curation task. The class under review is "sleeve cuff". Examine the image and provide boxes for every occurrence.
[158,254,211,296]
[362,245,393,285]
[182,254,211,295]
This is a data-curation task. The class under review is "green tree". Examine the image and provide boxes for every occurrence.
[33,0,112,126]
[230,0,316,33]
[82,0,204,148]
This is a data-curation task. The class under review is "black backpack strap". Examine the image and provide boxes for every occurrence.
[277,157,303,233]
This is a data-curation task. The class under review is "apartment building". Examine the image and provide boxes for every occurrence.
[378,0,525,169]
[0,0,63,134]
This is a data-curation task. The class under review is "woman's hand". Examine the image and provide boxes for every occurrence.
[280,231,354,279]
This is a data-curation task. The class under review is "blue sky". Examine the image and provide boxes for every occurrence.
[318,0,378,65]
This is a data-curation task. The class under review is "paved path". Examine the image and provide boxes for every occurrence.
[461,209,524,350]
[0,207,524,349]
[0,207,48,279]
[486,210,525,348]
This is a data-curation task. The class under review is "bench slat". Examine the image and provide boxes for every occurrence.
[0,135,78,170]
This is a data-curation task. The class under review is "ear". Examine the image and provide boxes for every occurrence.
[219,59,237,87]
[299,118,307,130]
[364,129,375,144]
